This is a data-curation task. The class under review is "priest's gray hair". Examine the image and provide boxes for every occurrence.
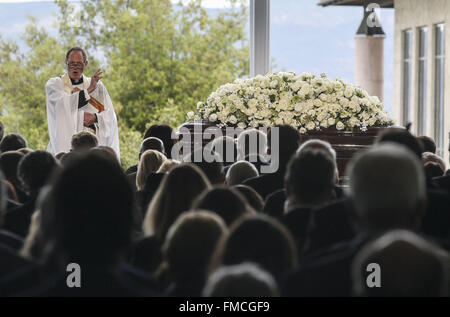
[66,47,87,62]
[203,263,279,297]
[347,142,426,226]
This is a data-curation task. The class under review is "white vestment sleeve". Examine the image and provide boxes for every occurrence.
[46,77,82,154]
[90,82,121,161]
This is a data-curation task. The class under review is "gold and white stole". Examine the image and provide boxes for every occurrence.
[61,73,105,113]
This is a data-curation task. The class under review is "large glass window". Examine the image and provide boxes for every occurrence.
[417,27,427,135]
[402,29,412,125]
[434,23,445,157]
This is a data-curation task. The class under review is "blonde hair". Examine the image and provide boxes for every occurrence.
[157,159,181,173]
[136,150,167,190]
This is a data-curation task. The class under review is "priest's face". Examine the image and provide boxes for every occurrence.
[67,51,88,81]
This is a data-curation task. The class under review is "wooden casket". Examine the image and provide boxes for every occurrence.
[177,121,385,181]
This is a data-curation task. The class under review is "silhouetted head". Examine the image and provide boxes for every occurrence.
[226,161,259,186]
[285,148,335,207]
[417,136,436,154]
[0,133,28,153]
[352,230,449,296]
[0,151,24,190]
[233,185,264,212]
[376,128,423,159]
[163,211,227,285]
[71,131,98,152]
[193,186,252,226]
[203,263,279,297]
[144,164,211,241]
[136,150,167,190]
[50,152,134,268]
[18,151,58,195]
[348,143,426,234]
[139,137,166,159]
[212,215,297,281]
[267,125,301,168]
[144,124,174,158]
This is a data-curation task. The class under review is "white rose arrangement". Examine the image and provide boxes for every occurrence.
[190,72,394,133]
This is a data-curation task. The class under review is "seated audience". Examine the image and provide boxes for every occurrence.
[4,151,58,238]
[283,143,427,296]
[3,152,157,296]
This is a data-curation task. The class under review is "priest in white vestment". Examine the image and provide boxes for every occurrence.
[46,47,120,160]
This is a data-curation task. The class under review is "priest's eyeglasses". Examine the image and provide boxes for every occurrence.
[67,62,85,69]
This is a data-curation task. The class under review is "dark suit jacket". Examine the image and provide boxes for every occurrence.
[131,235,162,275]
[1,264,158,297]
[282,207,313,256]
[421,189,450,239]
[4,196,37,238]
[433,175,450,196]
[0,243,34,284]
[282,235,371,297]
[242,170,285,200]
[263,186,345,221]
[303,199,355,256]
